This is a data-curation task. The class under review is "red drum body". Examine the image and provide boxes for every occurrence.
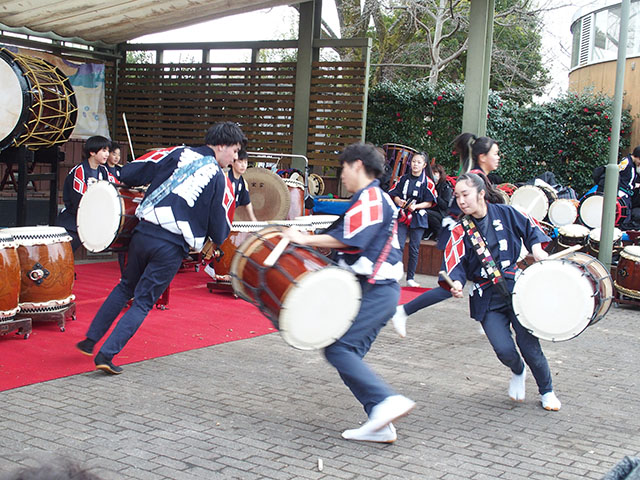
[283,178,305,220]
[3,226,75,314]
[615,246,640,299]
[77,180,145,252]
[209,220,314,281]
[512,252,613,341]
[0,232,21,320]
[230,227,361,350]
[0,48,77,152]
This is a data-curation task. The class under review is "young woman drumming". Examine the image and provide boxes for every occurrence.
[440,172,561,411]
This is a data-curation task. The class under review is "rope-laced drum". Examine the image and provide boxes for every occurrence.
[0,48,77,152]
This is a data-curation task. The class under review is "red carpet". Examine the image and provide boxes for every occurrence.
[0,261,429,391]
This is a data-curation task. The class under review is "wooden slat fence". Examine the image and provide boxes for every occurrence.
[111,60,367,167]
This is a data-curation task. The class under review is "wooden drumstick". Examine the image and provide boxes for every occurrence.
[263,237,290,267]
[438,270,456,289]
[546,244,582,261]
[122,112,135,160]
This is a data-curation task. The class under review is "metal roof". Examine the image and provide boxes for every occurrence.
[0,0,306,47]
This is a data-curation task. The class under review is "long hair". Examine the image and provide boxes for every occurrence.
[457,172,505,205]
[453,133,497,174]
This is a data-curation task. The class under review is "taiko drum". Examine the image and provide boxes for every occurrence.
[3,226,75,313]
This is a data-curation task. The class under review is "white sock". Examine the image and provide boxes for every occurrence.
[508,367,526,401]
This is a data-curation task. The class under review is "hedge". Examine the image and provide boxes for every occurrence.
[366,80,633,197]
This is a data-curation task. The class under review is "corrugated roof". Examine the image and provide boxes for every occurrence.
[0,0,306,46]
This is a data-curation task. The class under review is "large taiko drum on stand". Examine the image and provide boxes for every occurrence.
[0,48,77,152]
[3,226,75,315]
[283,177,305,220]
[382,143,419,189]
[237,168,290,221]
[512,252,613,341]
[614,245,640,299]
[0,231,21,320]
[77,180,145,252]
[230,226,361,350]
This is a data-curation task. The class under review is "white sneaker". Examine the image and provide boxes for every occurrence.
[363,395,415,433]
[541,391,561,411]
[342,422,397,443]
[391,305,408,338]
[204,263,216,279]
[407,279,420,288]
[508,368,526,402]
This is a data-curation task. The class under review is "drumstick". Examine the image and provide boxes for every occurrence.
[438,270,456,289]
[122,112,135,160]
[263,237,290,267]
[546,244,582,261]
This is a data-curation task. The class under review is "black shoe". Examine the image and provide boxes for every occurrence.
[76,338,96,356]
[94,352,123,375]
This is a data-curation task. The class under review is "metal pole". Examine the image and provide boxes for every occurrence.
[599,0,630,269]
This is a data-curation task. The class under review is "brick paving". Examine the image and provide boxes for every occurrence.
[0,273,638,479]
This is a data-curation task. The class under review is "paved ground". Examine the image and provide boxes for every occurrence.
[1,273,639,479]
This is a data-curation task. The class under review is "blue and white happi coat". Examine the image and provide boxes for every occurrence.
[121,145,235,251]
[326,179,404,283]
[389,171,438,229]
[440,203,550,321]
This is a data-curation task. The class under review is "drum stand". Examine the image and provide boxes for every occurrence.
[0,317,33,339]
[17,303,76,332]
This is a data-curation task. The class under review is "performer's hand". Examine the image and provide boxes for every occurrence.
[407,203,416,212]
[450,281,464,298]
[282,227,308,245]
[532,243,548,262]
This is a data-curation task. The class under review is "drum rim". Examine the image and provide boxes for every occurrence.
[77,180,125,252]
[0,49,32,152]
[510,185,549,221]
[512,259,595,341]
[548,199,578,227]
[279,266,361,350]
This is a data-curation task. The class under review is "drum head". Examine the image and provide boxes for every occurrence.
[77,181,122,252]
[548,199,578,227]
[579,194,603,229]
[621,245,640,261]
[0,50,29,151]
[238,168,290,221]
[510,186,548,221]
[279,266,361,350]
[558,223,590,238]
[308,173,325,196]
[3,225,71,246]
[512,260,594,341]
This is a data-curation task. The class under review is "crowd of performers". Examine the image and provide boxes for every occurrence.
[56,123,637,444]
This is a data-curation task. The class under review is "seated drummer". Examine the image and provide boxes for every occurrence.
[56,135,111,251]
[205,148,257,280]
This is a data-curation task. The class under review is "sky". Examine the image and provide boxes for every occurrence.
[133,1,608,101]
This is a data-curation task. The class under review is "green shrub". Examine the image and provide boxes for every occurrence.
[366,81,633,196]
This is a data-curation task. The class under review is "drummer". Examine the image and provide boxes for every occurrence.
[283,142,415,443]
[56,135,111,251]
[391,133,505,337]
[76,122,246,374]
[442,172,561,411]
[205,148,257,279]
